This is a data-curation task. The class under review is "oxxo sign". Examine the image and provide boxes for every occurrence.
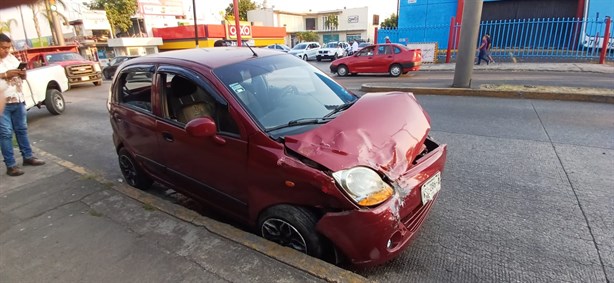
[226,21,253,39]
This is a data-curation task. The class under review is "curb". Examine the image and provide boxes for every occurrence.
[33,147,371,283]
[360,85,614,104]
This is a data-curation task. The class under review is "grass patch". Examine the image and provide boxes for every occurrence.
[89,209,104,217]
[142,203,156,211]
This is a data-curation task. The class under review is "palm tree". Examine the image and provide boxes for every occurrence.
[28,0,68,46]
[0,18,18,36]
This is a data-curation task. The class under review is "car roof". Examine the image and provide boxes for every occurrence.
[125,47,285,69]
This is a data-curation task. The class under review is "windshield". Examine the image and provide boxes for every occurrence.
[214,55,357,136]
[325,42,338,48]
[46,52,86,63]
[292,43,308,50]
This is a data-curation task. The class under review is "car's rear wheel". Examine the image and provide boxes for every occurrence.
[44,88,65,115]
[118,148,153,190]
[337,65,349,76]
[258,205,325,258]
[389,64,402,77]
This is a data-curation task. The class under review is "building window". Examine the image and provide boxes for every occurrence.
[305,18,316,30]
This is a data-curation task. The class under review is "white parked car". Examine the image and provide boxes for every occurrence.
[317,41,348,61]
[288,42,320,61]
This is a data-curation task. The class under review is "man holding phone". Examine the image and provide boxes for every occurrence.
[0,33,45,176]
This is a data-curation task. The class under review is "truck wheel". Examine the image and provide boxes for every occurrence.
[93,80,102,86]
[44,89,65,115]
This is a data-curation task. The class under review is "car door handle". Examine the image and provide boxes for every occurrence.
[162,132,174,142]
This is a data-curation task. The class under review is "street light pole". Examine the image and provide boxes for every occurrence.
[233,0,242,46]
[192,0,198,47]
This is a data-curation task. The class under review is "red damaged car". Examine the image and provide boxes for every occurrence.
[108,47,446,267]
[330,43,422,77]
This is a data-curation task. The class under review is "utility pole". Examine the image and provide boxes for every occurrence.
[233,0,242,46]
[452,0,483,88]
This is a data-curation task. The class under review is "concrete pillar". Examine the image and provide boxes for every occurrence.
[452,0,483,88]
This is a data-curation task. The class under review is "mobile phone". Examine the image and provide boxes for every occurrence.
[18,62,27,70]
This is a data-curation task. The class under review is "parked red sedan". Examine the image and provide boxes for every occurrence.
[108,47,446,267]
[330,43,422,77]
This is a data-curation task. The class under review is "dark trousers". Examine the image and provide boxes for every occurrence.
[476,50,489,65]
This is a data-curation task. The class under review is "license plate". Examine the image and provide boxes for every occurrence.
[421,172,441,205]
[81,76,89,81]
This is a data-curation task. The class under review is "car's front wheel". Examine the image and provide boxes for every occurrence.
[337,65,349,76]
[389,64,402,77]
[258,205,325,258]
[302,54,308,61]
[118,148,153,190]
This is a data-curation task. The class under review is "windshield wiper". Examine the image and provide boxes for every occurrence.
[265,118,329,132]
[324,100,356,118]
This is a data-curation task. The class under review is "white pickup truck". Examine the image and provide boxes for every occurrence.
[20,64,69,115]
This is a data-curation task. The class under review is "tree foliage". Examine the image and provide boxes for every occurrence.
[89,0,137,34]
[224,0,259,21]
[295,31,319,43]
[380,13,398,29]
[0,19,18,34]
[324,15,338,30]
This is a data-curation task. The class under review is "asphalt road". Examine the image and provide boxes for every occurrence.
[24,71,614,282]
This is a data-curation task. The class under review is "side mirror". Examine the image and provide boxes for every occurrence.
[185,117,226,144]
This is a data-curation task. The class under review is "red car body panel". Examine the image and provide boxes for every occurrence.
[284,92,429,179]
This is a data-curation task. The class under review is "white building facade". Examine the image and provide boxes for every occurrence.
[248,6,380,47]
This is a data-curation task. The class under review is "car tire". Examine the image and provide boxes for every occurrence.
[337,65,349,77]
[118,148,153,190]
[93,80,102,86]
[333,53,338,60]
[302,55,308,61]
[389,64,402,77]
[103,70,112,80]
[44,88,65,115]
[258,205,325,258]
[316,56,321,62]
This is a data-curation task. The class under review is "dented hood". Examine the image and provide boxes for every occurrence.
[284,92,431,180]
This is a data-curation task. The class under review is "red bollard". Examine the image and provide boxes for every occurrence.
[599,16,611,64]
[446,17,456,63]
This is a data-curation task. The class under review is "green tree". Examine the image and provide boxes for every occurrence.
[224,0,259,21]
[324,15,338,30]
[89,0,137,36]
[295,31,319,43]
[380,13,398,29]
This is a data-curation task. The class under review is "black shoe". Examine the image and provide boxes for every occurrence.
[7,166,24,176]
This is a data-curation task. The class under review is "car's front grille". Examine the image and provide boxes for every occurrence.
[67,64,94,76]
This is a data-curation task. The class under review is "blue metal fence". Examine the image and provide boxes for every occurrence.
[378,16,614,63]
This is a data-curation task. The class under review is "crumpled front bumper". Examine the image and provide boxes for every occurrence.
[316,144,447,267]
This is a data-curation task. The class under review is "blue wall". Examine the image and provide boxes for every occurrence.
[395,0,458,47]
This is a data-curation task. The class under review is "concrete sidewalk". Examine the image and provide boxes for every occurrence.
[362,62,614,103]
[0,149,369,283]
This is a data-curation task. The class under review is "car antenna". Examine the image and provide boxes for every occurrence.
[244,42,258,57]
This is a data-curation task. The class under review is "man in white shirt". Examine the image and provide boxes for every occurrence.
[351,40,359,55]
[0,33,45,176]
